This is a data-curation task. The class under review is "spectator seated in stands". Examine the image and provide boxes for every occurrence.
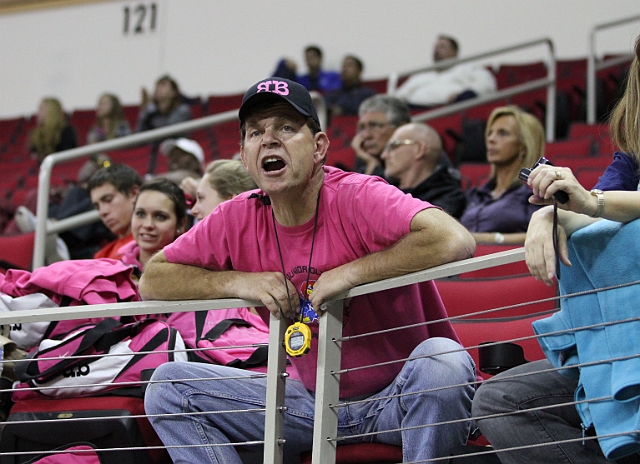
[136,74,192,174]
[381,122,466,219]
[459,105,544,245]
[324,55,377,119]
[351,94,411,177]
[29,97,77,164]
[296,44,342,92]
[87,163,142,260]
[154,137,204,186]
[86,93,132,144]
[119,178,188,272]
[141,77,476,464]
[473,35,640,463]
[394,35,497,108]
[271,57,299,82]
[189,159,257,221]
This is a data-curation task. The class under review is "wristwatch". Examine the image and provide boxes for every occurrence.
[590,189,604,218]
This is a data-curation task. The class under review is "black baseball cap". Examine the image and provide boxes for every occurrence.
[238,78,321,128]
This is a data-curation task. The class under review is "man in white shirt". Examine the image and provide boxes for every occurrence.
[395,35,497,107]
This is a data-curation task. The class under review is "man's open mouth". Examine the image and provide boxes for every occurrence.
[263,156,285,172]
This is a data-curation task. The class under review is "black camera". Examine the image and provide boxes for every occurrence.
[519,157,568,203]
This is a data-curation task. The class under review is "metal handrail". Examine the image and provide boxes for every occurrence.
[32,97,332,269]
[388,38,557,141]
[586,15,640,124]
[0,245,525,464]
[34,109,235,268]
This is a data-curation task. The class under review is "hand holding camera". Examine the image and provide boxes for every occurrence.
[519,157,569,204]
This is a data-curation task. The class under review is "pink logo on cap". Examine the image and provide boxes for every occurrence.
[256,80,290,96]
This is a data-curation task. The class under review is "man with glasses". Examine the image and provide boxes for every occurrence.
[351,95,411,177]
[382,122,466,218]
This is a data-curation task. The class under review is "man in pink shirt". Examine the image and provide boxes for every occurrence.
[141,77,477,463]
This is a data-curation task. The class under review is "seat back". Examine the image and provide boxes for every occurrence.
[452,312,552,380]
[436,275,558,319]
[0,232,34,272]
[300,442,403,464]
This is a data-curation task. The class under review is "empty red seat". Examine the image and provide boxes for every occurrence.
[0,232,34,271]
[544,137,593,158]
[459,162,490,190]
[550,156,611,172]
[326,147,356,171]
[568,122,609,141]
[206,93,244,115]
[495,62,548,89]
[465,101,507,122]
[300,442,402,464]
[122,105,140,128]
[436,275,558,319]
[452,312,551,380]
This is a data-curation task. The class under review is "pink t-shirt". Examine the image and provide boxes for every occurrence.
[164,166,460,398]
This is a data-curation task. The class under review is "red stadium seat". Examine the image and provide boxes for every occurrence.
[459,162,490,190]
[436,275,558,319]
[495,62,548,89]
[452,312,551,380]
[549,156,611,172]
[0,232,34,271]
[205,93,244,115]
[300,443,402,464]
[465,101,506,122]
[426,112,464,159]
[326,147,356,171]
[567,122,609,141]
[544,137,593,159]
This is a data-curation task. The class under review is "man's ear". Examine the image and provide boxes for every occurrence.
[239,148,248,170]
[414,141,427,160]
[314,132,330,164]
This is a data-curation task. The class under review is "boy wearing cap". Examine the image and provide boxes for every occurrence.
[141,78,476,463]
[154,137,204,185]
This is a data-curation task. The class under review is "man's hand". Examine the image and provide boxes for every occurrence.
[351,133,381,175]
[308,266,355,311]
[232,272,301,320]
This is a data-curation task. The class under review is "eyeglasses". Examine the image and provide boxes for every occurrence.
[356,121,391,133]
[384,139,418,151]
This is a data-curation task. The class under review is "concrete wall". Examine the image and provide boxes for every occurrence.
[1,0,640,118]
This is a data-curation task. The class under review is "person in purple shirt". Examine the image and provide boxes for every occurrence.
[296,45,342,92]
[473,34,640,464]
[459,105,545,245]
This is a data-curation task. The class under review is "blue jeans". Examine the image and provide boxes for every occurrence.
[472,359,612,464]
[145,337,476,463]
